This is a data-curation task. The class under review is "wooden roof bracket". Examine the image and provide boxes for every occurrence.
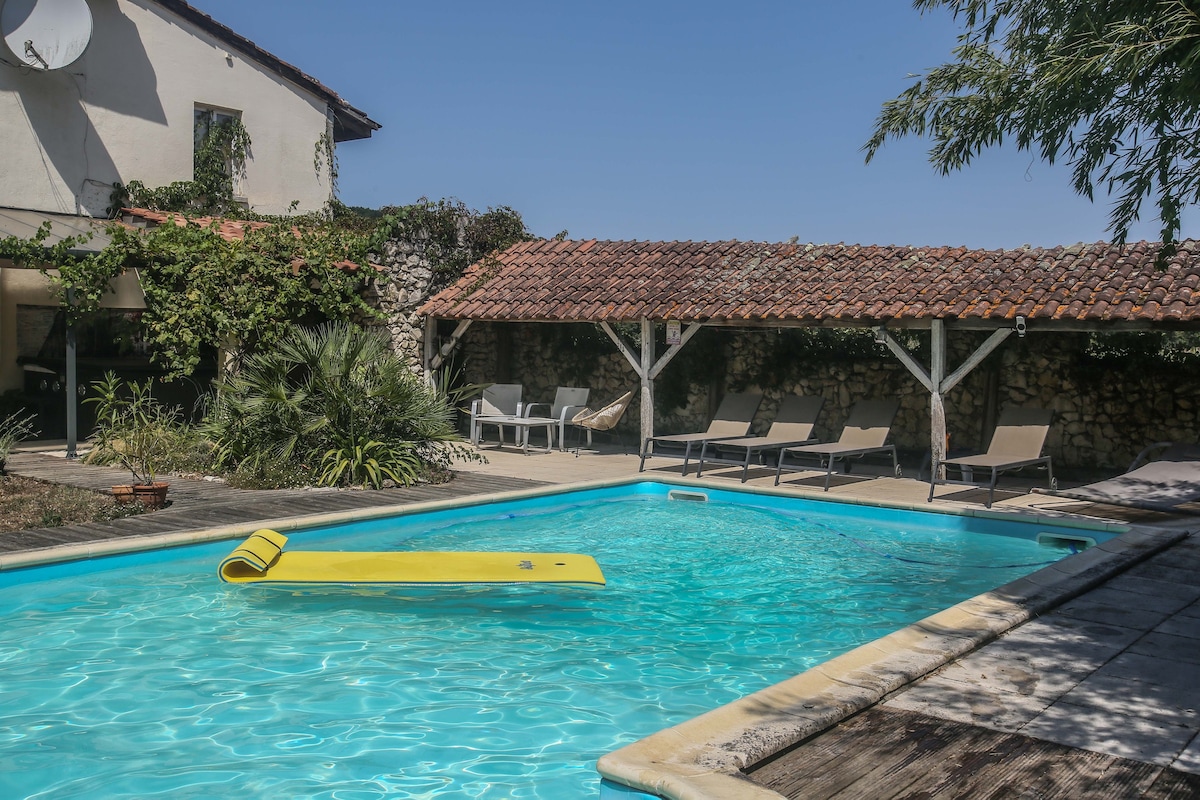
[600,319,704,446]
[877,320,1014,478]
[424,318,474,382]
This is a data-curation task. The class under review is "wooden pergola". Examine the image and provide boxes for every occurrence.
[418,238,1200,469]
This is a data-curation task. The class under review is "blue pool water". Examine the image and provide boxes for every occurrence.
[0,482,1110,799]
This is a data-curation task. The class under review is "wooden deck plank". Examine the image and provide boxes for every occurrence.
[2,454,549,557]
[746,708,1182,799]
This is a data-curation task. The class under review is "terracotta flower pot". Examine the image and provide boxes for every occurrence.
[111,484,136,504]
[132,482,170,510]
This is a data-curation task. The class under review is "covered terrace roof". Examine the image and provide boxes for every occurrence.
[419,238,1200,330]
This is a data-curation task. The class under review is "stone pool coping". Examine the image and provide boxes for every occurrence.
[592,479,1187,800]
[0,473,1175,800]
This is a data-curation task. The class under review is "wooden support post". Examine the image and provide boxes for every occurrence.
[65,300,77,459]
[599,319,703,452]
[640,318,655,448]
[879,322,1013,482]
[930,320,947,479]
[428,319,473,373]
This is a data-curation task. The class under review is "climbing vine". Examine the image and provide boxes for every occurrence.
[369,198,531,285]
[2,217,380,379]
[8,104,526,382]
[314,128,338,199]
[109,113,252,215]
[98,220,379,377]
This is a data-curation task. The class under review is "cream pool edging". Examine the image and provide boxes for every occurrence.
[595,493,1190,800]
[0,472,1131,574]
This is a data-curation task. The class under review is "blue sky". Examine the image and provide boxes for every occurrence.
[190,1,1176,248]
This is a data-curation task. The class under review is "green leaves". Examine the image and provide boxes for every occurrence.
[319,440,420,489]
[111,114,252,214]
[208,322,463,488]
[369,198,532,283]
[82,372,181,484]
[89,219,377,379]
[867,0,1200,256]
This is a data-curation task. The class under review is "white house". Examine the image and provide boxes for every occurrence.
[0,0,377,217]
[0,0,378,439]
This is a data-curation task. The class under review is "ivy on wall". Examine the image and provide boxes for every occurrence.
[368,198,531,286]
[0,218,380,379]
[105,221,379,377]
[109,113,253,216]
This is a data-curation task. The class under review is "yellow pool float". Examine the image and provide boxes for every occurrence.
[218,529,606,588]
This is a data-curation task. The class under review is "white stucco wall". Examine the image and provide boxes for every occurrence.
[0,0,336,218]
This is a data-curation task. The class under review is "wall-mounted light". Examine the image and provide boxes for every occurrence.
[874,326,887,344]
[1015,316,1027,338]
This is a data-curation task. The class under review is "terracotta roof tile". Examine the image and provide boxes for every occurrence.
[418,238,1200,326]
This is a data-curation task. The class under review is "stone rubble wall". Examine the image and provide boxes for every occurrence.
[447,322,1200,475]
[366,237,442,372]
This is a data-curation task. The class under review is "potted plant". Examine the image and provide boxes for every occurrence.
[84,373,176,509]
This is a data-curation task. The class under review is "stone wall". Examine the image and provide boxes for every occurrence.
[367,237,441,372]
[447,322,1200,475]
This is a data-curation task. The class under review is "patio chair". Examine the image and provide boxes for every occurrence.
[1034,441,1200,513]
[927,407,1054,508]
[569,390,634,456]
[774,399,901,490]
[469,383,523,446]
[522,387,590,451]
[695,395,824,481]
[638,392,763,475]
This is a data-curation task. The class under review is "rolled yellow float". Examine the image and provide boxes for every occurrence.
[218,529,606,588]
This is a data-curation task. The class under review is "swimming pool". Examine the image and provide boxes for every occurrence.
[0,480,1115,798]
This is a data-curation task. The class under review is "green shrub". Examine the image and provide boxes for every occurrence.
[207,322,465,488]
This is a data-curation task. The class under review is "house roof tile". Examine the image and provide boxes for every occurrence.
[419,238,1200,327]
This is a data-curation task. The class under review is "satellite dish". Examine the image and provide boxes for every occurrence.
[1,0,93,71]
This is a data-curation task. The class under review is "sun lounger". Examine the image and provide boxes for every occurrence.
[774,399,900,490]
[639,392,763,475]
[1036,442,1200,513]
[928,407,1054,508]
[695,395,824,481]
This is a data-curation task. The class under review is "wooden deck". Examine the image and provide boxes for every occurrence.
[746,707,1200,799]
[2,452,548,554]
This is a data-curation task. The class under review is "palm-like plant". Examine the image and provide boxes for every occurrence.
[208,322,463,487]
